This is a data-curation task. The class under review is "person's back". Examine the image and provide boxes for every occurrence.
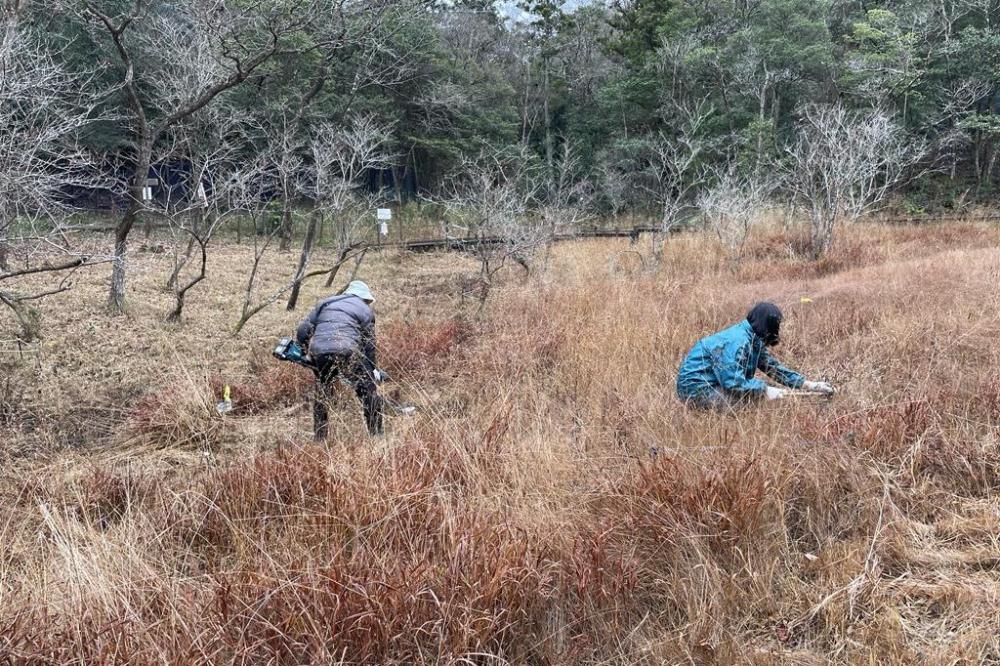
[297,293,374,358]
[297,281,382,438]
[676,320,754,400]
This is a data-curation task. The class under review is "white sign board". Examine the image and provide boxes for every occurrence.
[379,222,389,236]
[141,187,153,201]
[377,208,392,221]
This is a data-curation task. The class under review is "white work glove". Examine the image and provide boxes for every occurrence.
[765,386,787,401]
[803,380,835,395]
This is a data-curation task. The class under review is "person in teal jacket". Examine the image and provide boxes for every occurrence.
[676,302,834,409]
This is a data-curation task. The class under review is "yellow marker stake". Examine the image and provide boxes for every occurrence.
[217,385,233,414]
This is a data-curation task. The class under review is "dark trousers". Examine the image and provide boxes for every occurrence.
[312,353,384,438]
[682,387,761,412]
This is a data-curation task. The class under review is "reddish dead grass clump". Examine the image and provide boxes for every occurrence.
[808,237,884,277]
[379,317,472,376]
[125,379,221,448]
[125,361,311,446]
[205,354,315,416]
[461,294,569,381]
[614,455,775,562]
[207,519,567,663]
[738,227,885,281]
[2,442,645,663]
[817,400,934,458]
[594,453,786,656]
[188,445,643,663]
[164,446,337,562]
[797,394,1000,498]
[73,466,163,529]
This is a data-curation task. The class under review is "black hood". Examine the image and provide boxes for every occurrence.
[747,302,782,346]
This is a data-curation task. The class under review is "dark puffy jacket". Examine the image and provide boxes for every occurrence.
[296,294,376,366]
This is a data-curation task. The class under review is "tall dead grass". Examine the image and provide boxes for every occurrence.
[4,223,1000,662]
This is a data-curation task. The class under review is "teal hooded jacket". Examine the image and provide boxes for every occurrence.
[676,320,805,400]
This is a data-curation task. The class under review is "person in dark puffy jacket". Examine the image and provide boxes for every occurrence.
[297,280,383,438]
[676,301,835,410]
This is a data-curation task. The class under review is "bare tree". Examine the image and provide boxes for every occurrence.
[231,154,290,336]
[698,165,776,261]
[160,110,254,322]
[728,45,792,169]
[440,146,543,309]
[634,101,713,268]
[931,0,975,43]
[537,138,593,267]
[936,77,993,182]
[0,15,107,340]
[271,0,426,250]
[785,104,927,258]
[957,0,999,28]
[230,119,387,335]
[286,116,392,310]
[596,159,630,226]
[77,0,312,314]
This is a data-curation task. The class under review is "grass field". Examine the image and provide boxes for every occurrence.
[3,221,1000,663]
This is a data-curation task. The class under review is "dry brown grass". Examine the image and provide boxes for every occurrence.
[3,221,1000,663]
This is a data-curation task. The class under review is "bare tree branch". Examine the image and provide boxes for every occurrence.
[785,104,928,258]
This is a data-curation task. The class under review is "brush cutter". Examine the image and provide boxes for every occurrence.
[273,337,312,368]
[781,388,836,400]
[272,337,418,415]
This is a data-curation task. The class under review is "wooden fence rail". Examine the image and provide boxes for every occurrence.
[380,226,664,252]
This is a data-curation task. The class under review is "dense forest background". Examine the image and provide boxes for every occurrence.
[30,0,1000,209]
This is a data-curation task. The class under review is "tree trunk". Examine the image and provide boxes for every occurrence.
[974,132,984,193]
[392,165,404,206]
[345,247,367,284]
[108,143,152,314]
[650,233,666,270]
[521,65,533,145]
[166,210,202,291]
[0,225,8,272]
[108,224,131,314]
[323,242,367,288]
[810,210,834,259]
[278,162,295,251]
[543,54,553,192]
[986,138,998,192]
[279,196,294,252]
[756,82,768,172]
[286,208,322,311]
[167,233,207,323]
[410,149,420,198]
